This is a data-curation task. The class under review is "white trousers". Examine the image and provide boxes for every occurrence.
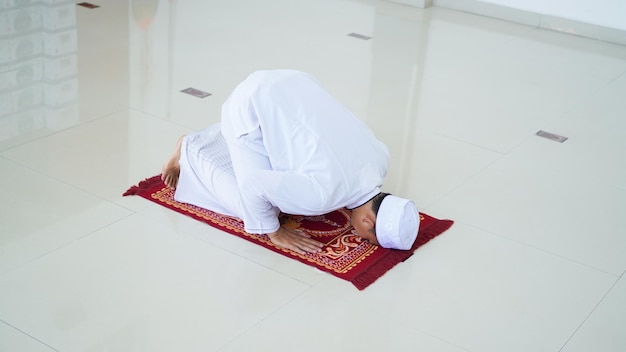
[173,123,243,218]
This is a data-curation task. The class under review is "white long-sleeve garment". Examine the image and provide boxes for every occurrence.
[220,70,390,235]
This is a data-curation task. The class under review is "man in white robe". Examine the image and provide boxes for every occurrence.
[162,70,419,254]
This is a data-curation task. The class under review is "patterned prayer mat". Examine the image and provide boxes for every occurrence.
[124,175,454,290]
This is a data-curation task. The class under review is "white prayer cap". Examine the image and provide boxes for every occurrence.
[376,196,419,250]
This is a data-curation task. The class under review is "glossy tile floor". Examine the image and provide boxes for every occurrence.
[1,1,626,351]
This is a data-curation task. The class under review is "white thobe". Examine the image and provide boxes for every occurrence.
[174,70,389,234]
[219,70,390,234]
[175,123,242,218]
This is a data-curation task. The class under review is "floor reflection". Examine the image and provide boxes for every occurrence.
[1,1,79,145]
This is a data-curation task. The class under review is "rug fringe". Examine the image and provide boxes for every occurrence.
[352,219,454,290]
[420,219,454,242]
[353,253,409,290]
[123,174,163,196]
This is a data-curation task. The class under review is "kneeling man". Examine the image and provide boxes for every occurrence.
[162,70,419,254]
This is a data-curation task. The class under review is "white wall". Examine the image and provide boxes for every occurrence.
[476,0,626,31]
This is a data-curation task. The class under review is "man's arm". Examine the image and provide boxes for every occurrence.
[223,127,323,254]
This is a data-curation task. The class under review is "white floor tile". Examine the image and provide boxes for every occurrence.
[509,73,626,191]
[2,0,625,351]
[419,7,536,79]
[428,155,626,275]
[509,111,626,191]
[220,294,469,352]
[0,322,56,352]
[382,129,502,207]
[561,278,626,352]
[1,110,192,207]
[0,215,309,352]
[415,49,613,153]
[503,29,626,81]
[138,201,329,286]
[319,223,616,352]
[0,157,131,274]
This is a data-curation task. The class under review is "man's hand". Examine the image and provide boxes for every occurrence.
[268,226,324,255]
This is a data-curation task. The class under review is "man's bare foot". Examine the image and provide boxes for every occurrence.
[161,136,184,189]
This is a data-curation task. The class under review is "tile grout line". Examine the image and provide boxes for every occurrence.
[398,317,476,352]
[605,68,626,85]
[430,130,505,154]
[558,276,622,352]
[0,213,135,280]
[0,108,126,154]
[180,225,324,288]
[126,105,200,132]
[213,283,317,352]
[0,319,62,352]
[0,150,135,214]
[456,222,622,279]
[418,127,508,210]
[422,150,506,210]
[1,107,198,216]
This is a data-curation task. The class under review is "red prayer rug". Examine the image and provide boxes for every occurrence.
[124,175,453,290]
